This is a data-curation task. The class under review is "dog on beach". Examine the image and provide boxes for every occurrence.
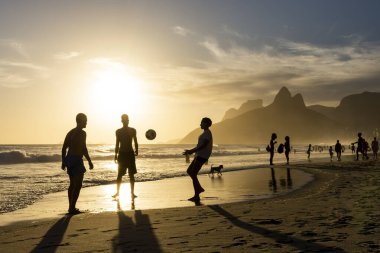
[209,164,223,176]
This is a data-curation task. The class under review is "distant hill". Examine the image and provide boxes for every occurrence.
[222,99,263,121]
[179,87,348,144]
[307,105,335,119]
[308,91,380,137]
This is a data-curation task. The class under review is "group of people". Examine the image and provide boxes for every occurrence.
[61,113,213,214]
[62,113,379,214]
[267,132,379,165]
[268,133,291,165]
[351,132,379,161]
[328,140,342,161]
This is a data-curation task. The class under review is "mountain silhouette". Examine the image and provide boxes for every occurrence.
[179,87,345,144]
[222,99,263,121]
[309,91,380,136]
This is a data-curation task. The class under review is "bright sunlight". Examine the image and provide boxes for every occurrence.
[88,59,147,120]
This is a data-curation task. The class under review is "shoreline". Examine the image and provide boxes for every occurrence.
[0,166,313,226]
[1,160,379,252]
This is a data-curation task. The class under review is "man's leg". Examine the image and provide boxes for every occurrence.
[270,152,274,165]
[187,160,204,199]
[129,173,136,198]
[114,164,126,197]
[69,173,84,212]
[113,175,122,198]
[68,176,74,211]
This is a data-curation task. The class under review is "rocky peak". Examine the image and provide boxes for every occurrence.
[273,87,292,105]
[293,93,306,108]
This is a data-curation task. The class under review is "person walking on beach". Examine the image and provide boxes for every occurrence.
[183,117,213,202]
[62,113,94,214]
[307,144,312,161]
[269,133,277,165]
[335,140,342,161]
[113,114,138,199]
[371,137,379,160]
[284,136,291,165]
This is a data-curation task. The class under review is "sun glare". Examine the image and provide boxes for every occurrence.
[89,62,147,120]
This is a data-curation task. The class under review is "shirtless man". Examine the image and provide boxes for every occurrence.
[113,114,138,199]
[62,113,93,214]
[183,117,213,202]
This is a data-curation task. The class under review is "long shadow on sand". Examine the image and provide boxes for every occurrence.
[112,201,162,252]
[30,214,72,253]
[209,205,347,252]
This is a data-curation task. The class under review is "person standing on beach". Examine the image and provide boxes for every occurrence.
[371,137,379,160]
[335,140,342,161]
[62,113,94,214]
[284,136,290,165]
[307,144,312,161]
[352,132,364,160]
[269,133,277,165]
[113,114,138,199]
[183,117,213,202]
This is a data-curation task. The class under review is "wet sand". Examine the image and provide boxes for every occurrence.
[0,168,313,226]
[0,160,379,252]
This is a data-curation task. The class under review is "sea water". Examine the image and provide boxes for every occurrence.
[0,144,330,214]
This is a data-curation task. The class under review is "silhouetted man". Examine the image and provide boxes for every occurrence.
[284,136,291,165]
[372,137,379,160]
[335,140,342,161]
[62,113,93,214]
[113,114,138,199]
[183,117,213,202]
[269,133,277,165]
[352,132,364,160]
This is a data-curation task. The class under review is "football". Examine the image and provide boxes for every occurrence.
[145,129,157,140]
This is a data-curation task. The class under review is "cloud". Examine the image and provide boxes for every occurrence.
[0,39,29,58]
[0,60,49,88]
[172,26,193,37]
[148,36,380,106]
[221,25,250,39]
[53,51,82,60]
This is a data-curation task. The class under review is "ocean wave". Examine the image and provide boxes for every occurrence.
[0,151,61,164]
[0,149,265,165]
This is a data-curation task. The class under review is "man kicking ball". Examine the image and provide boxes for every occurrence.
[183,117,213,202]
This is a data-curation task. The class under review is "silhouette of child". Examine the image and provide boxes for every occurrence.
[329,146,333,161]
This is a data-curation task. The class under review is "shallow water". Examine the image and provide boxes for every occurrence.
[0,167,313,226]
[0,144,335,213]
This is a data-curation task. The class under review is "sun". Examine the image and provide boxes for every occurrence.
[89,61,147,120]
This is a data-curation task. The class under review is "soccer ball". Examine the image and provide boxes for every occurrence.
[145,129,156,140]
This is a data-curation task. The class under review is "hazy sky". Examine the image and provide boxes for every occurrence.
[1,0,380,144]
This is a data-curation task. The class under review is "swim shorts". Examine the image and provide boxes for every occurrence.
[117,151,137,177]
[64,155,86,176]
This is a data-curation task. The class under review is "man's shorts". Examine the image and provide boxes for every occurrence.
[117,151,137,177]
[64,155,86,176]
[186,156,208,176]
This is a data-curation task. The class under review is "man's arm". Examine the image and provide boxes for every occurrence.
[133,129,138,156]
[183,139,209,155]
[61,134,69,170]
[82,132,94,170]
[115,131,120,162]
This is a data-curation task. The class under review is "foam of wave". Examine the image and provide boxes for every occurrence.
[0,150,62,164]
[0,149,265,165]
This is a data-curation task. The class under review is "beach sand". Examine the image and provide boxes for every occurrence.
[0,160,379,252]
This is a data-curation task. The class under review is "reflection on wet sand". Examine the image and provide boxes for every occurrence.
[269,167,293,193]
